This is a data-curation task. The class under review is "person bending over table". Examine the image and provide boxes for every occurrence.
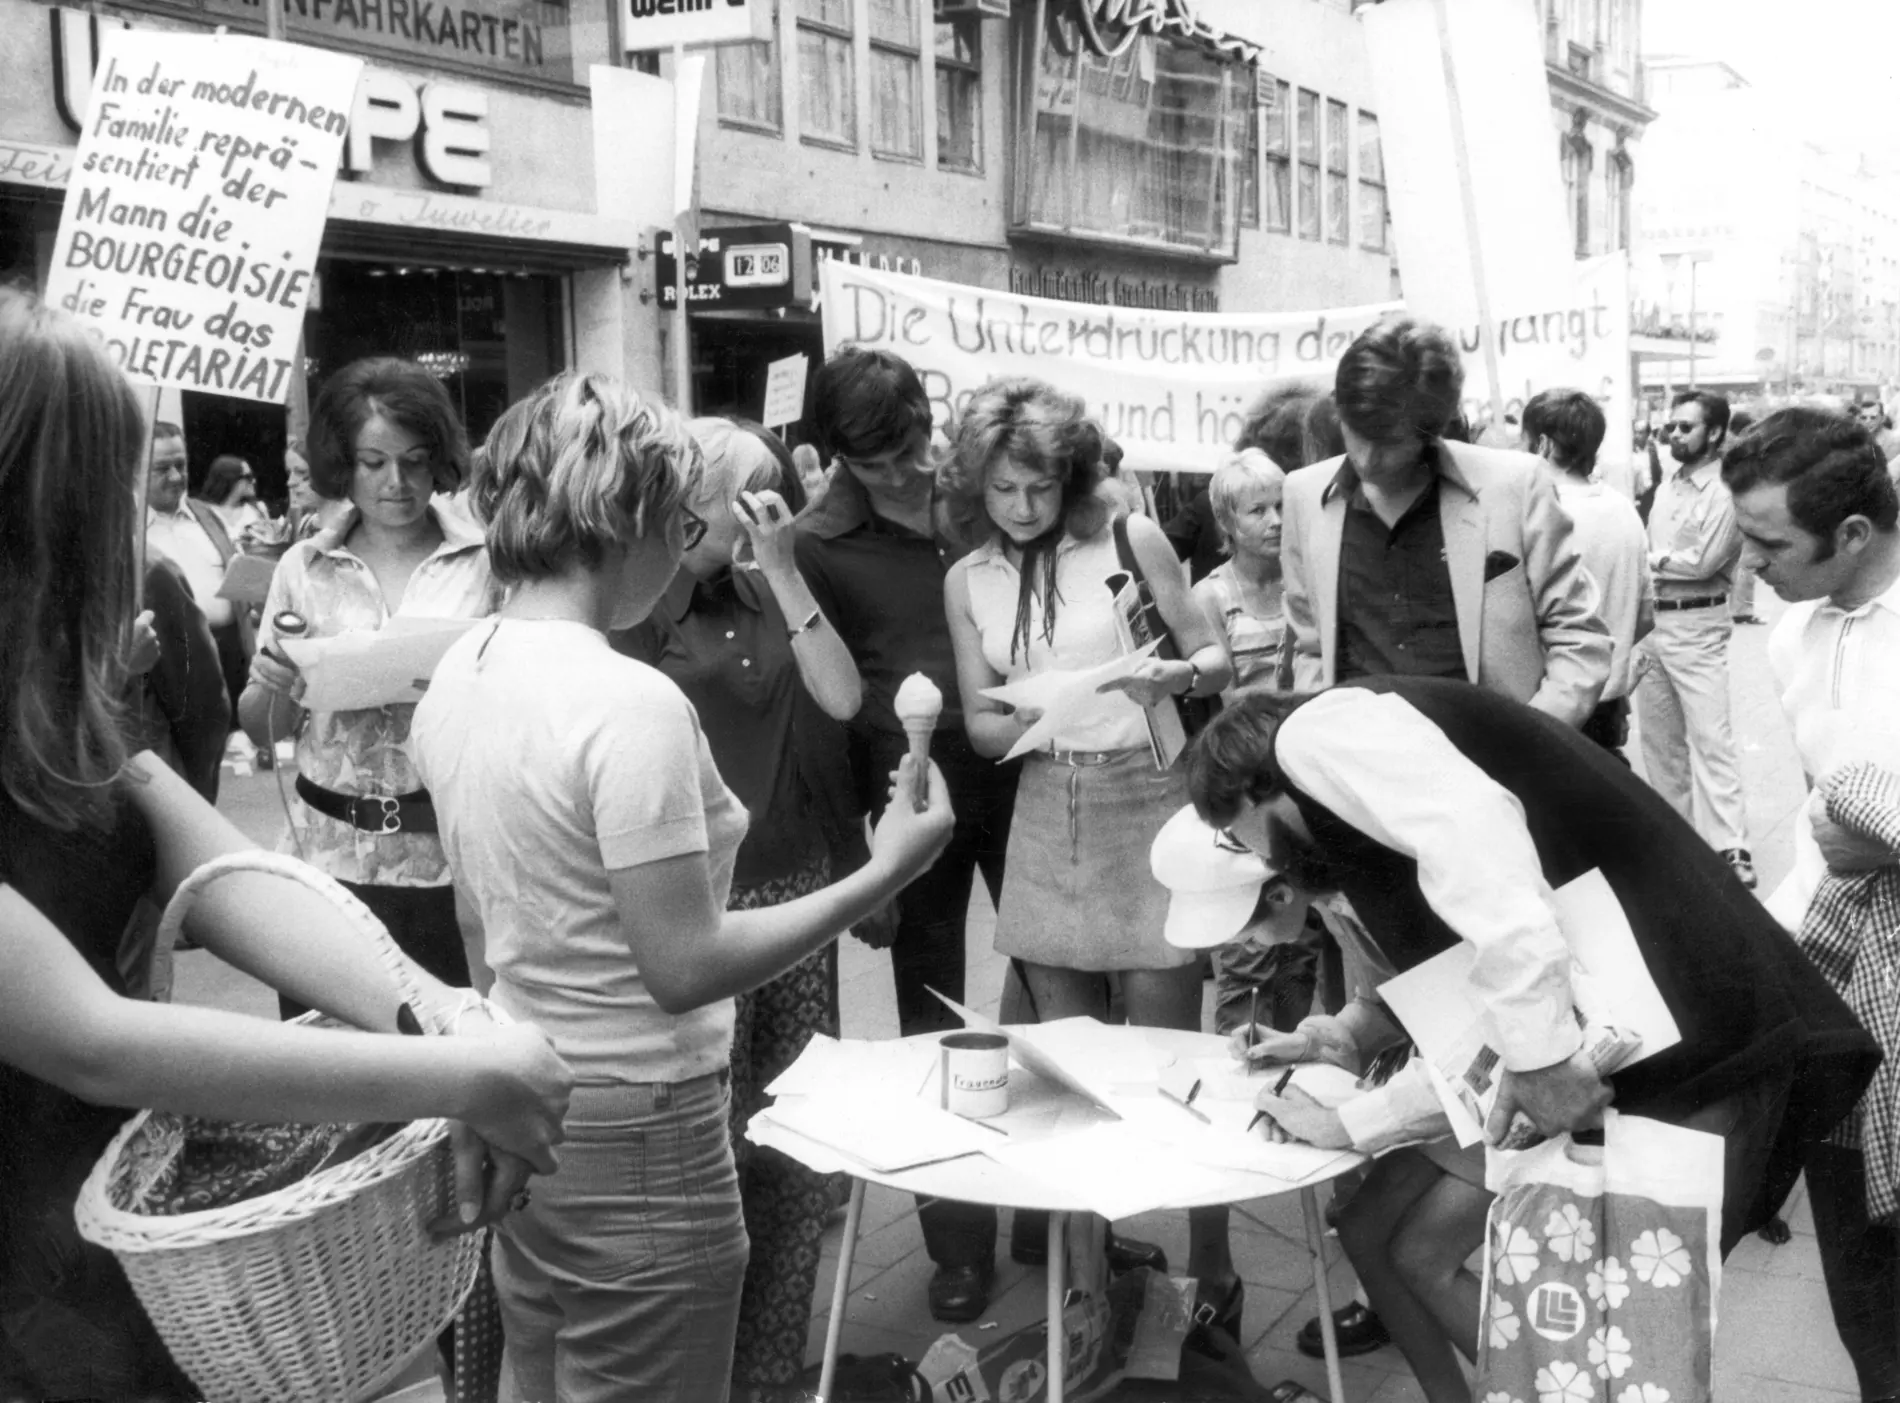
[0,287,572,1403]
[411,372,954,1403]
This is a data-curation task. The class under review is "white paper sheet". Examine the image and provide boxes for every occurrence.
[764,1034,939,1102]
[979,642,1158,762]
[214,553,277,607]
[1379,868,1680,1146]
[279,617,480,711]
[763,1094,1001,1173]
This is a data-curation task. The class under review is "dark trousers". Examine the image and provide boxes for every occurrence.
[279,879,470,1021]
[210,619,249,729]
[1807,1143,1900,1399]
[861,726,1019,1268]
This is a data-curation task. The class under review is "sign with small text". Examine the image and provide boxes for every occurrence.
[761,353,808,429]
[43,30,360,402]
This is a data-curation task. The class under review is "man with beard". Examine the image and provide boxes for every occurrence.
[1184,679,1875,1400]
[1634,390,1754,885]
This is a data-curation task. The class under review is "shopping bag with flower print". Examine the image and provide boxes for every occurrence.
[1475,1111,1724,1403]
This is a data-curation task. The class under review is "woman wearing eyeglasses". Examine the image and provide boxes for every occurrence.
[239,358,498,1013]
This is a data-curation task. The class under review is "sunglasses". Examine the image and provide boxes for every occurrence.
[1665,420,1701,435]
[679,503,708,551]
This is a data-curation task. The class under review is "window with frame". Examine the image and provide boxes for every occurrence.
[1296,87,1321,241]
[798,0,855,148]
[1325,97,1349,245]
[870,0,921,160]
[716,4,782,131]
[936,18,981,171]
[1561,129,1591,256]
[1236,73,1259,228]
[1607,145,1632,251]
[1357,111,1386,251]
[1261,76,1290,233]
[1011,11,1243,257]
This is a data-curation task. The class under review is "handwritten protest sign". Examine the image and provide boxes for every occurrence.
[819,256,1633,482]
[43,30,360,402]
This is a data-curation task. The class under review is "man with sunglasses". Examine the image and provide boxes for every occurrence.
[1634,389,1754,887]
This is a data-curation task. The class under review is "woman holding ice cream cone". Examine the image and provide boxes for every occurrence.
[943,377,1230,1028]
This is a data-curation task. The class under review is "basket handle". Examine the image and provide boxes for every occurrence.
[156,850,436,1032]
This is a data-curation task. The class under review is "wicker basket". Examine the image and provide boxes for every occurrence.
[73,851,486,1403]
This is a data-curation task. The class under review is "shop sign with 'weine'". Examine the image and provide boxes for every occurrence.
[622,0,773,53]
[197,0,577,86]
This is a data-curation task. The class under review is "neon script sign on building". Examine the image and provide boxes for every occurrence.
[1048,0,1263,66]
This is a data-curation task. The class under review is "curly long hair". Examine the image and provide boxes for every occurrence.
[0,289,144,831]
[938,378,1111,663]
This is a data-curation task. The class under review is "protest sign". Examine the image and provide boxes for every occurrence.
[761,352,808,429]
[821,257,1634,481]
[43,30,360,403]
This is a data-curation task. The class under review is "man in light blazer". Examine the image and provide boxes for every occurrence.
[1280,317,1611,727]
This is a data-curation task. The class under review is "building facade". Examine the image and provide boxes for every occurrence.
[683,0,1398,445]
[1634,55,1900,403]
[1537,0,1652,262]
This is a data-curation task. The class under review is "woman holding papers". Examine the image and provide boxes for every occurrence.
[610,417,861,1403]
[943,377,1228,1025]
[410,372,953,1402]
[0,288,574,1402]
[240,357,497,1012]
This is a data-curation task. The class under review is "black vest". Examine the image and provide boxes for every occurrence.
[1270,678,1875,1167]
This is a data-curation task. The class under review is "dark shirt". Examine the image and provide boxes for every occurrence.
[613,570,829,890]
[1162,487,1225,583]
[133,557,229,803]
[0,781,195,1400]
[1331,459,1464,682]
[793,467,969,739]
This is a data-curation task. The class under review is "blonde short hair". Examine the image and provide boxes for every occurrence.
[474,373,700,585]
[689,417,785,504]
[1208,448,1286,556]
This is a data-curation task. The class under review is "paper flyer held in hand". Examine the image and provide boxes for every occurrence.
[979,642,1158,763]
[1378,869,1678,1146]
[278,617,479,712]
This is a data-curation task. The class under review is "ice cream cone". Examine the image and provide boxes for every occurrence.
[893,671,944,813]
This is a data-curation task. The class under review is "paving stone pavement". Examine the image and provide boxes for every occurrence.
[181,587,1868,1400]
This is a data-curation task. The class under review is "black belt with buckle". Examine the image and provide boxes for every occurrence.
[295,774,437,835]
[1654,594,1728,612]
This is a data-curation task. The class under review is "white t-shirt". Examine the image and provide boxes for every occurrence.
[1764,575,1900,932]
[412,618,750,1083]
[1554,476,1652,701]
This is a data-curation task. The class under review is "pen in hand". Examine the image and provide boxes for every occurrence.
[1246,1066,1298,1135]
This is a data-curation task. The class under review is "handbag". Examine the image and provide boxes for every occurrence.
[1108,514,1219,740]
[1477,1112,1724,1403]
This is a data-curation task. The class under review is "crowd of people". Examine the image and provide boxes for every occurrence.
[0,270,1896,1403]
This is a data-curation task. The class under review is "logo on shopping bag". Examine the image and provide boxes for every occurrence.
[1525,1281,1587,1341]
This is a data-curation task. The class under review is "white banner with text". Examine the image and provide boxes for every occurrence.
[820,256,1632,482]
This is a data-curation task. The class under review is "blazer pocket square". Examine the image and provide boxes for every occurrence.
[1482,550,1521,582]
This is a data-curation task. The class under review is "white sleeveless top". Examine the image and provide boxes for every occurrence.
[963,530,1149,752]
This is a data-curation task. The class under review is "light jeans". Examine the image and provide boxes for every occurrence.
[494,1073,748,1403]
[1633,605,1748,851]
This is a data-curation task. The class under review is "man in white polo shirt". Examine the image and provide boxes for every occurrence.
[144,421,251,722]
[1725,405,1900,1400]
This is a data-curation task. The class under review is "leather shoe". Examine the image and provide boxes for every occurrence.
[1721,848,1758,890]
[927,1263,993,1323]
[1008,1219,1167,1276]
[1296,1301,1390,1358]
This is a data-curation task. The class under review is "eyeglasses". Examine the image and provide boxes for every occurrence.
[679,503,708,551]
[1665,421,1702,435]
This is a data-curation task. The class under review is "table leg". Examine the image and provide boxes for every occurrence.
[1299,1185,1346,1403]
[815,1178,867,1403]
[1047,1210,1066,1403]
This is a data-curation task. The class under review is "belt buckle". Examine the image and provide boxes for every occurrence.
[360,794,403,835]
